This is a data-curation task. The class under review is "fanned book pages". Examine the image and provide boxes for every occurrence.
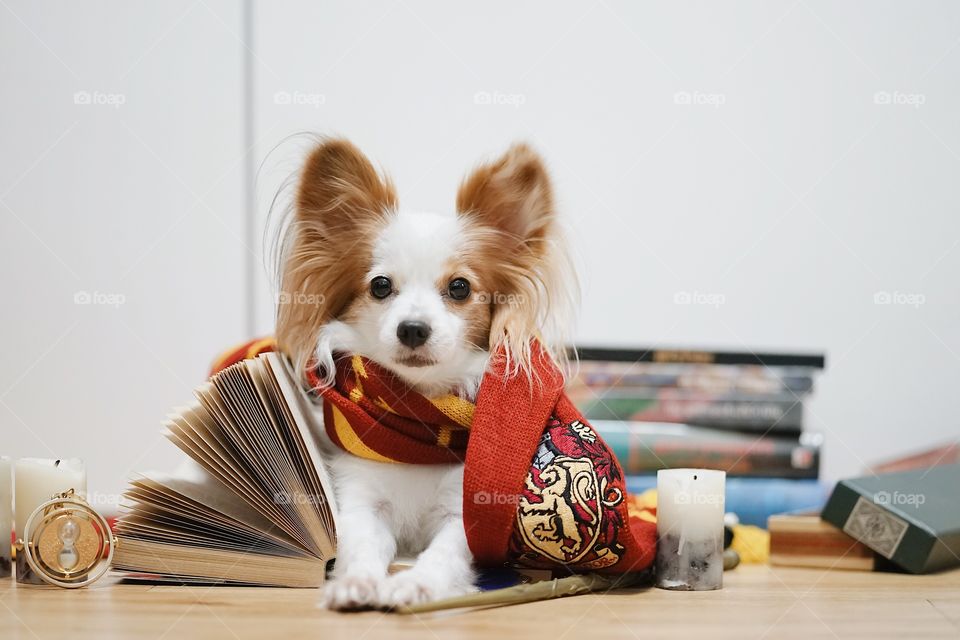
[113,352,338,587]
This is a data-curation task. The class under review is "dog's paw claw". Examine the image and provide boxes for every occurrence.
[381,572,434,608]
[381,572,474,609]
[320,574,383,610]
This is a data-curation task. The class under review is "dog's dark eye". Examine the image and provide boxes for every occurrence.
[370,276,393,299]
[447,277,471,301]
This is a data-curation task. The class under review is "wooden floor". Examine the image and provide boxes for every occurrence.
[2,565,959,639]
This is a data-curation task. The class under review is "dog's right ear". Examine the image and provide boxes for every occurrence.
[297,138,397,231]
[279,139,396,382]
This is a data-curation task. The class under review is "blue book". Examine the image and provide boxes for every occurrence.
[626,475,832,527]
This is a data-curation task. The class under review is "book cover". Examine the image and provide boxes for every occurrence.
[577,388,804,433]
[821,464,960,574]
[596,421,820,479]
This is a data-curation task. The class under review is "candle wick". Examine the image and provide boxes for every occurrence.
[55,460,61,468]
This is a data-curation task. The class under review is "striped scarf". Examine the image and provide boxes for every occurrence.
[307,354,474,465]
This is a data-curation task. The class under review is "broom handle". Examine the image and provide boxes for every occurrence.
[396,572,647,614]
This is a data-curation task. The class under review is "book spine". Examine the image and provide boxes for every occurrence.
[576,374,815,395]
[574,347,825,369]
[582,393,804,432]
[598,425,819,479]
[574,365,817,395]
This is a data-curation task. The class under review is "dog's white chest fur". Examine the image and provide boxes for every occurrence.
[315,398,468,552]
[312,400,477,609]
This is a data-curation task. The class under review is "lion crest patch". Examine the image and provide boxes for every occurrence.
[510,416,626,570]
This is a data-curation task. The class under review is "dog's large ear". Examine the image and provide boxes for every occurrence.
[278,139,396,381]
[297,138,397,231]
[456,144,576,379]
[456,143,554,250]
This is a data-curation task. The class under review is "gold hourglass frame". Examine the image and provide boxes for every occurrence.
[16,489,116,588]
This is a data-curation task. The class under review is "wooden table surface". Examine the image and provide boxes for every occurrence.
[2,565,959,639]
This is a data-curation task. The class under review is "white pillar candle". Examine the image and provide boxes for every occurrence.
[14,458,87,542]
[0,457,11,577]
[656,468,726,591]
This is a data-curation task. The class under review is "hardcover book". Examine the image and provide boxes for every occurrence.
[113,353,337,587]
[595,421,820,479]
[576,389,803,433]
[568,361,816,395]
[869,441,960,475]
[626,476,829,527]
[821,464,960,574]
[768,513,876,570]
[572,346,825,369]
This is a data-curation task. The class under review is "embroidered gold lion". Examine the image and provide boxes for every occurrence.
[517,456,604,563]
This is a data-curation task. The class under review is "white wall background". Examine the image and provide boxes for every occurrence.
[3,0,959,505]
[0,0,248,509]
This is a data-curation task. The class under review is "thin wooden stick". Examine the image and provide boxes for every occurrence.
[395,572,650,615]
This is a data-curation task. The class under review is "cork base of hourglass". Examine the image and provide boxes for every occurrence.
[16,551,46,585]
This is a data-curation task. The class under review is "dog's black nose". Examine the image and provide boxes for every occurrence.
[397,320,431,349]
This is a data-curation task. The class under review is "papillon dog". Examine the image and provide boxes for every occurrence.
[274,137,577,609]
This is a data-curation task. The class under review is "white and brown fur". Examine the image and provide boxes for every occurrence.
[275,138,577,609]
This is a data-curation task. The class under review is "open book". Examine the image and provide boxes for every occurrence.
[113,353,337,587]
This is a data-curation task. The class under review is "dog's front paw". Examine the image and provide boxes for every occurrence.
[381,570,474,609]
[320,573,384,610]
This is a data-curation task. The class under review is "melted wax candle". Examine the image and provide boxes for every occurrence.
[656,468,726,591]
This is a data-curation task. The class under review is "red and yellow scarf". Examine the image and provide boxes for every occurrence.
[212,338,657,574]
[309,354,474,465]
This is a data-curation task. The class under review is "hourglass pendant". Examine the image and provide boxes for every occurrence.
[57,516,80,572]
[18,490,116,588]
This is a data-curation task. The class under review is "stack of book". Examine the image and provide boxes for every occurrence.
[567,347,827,526]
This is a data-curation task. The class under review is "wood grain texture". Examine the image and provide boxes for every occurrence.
[1,565,959,639]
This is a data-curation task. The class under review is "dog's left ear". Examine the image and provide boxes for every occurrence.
[456,143,554,250]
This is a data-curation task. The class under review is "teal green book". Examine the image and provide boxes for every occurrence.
[821,464,960,574]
